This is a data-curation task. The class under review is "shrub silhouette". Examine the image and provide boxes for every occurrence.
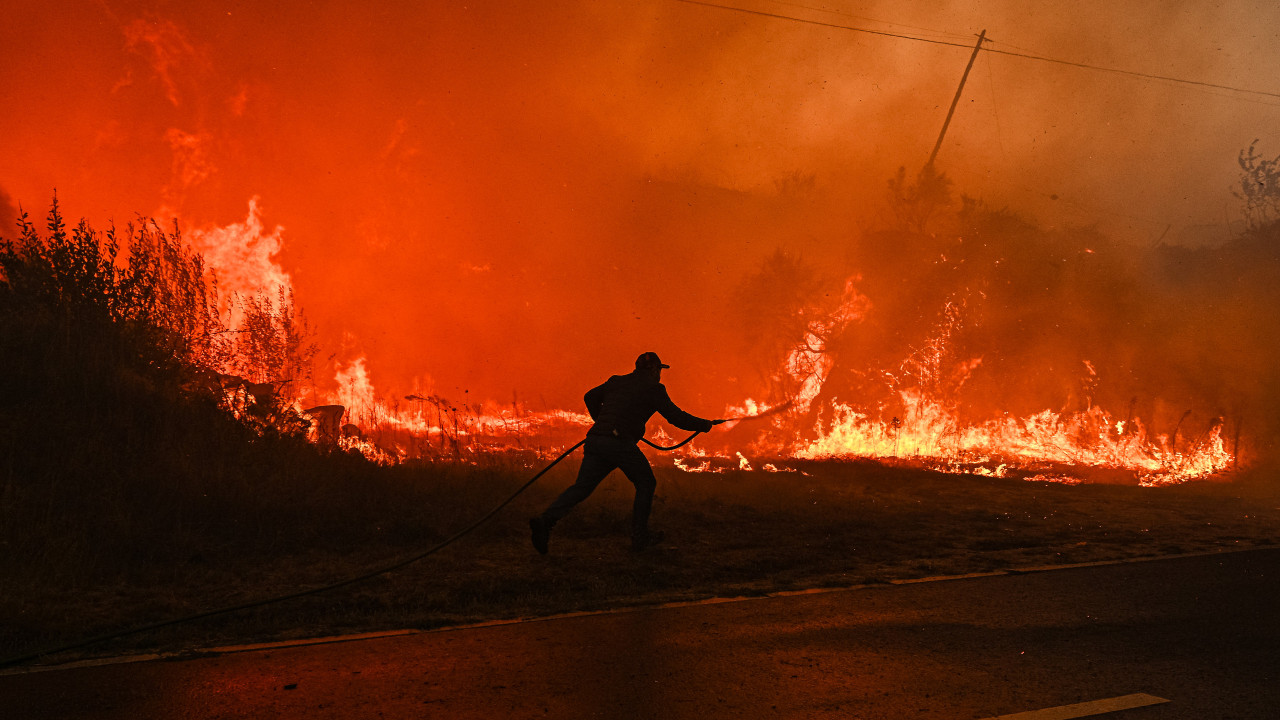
[0,197,397,589]
[1,196,221,409]
[0,195,315,435]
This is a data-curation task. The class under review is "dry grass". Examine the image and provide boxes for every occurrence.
[4,456,1278,666]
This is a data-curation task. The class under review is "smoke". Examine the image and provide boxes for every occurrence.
[122,17,200,107]
[164,128,216,202]
[2,0,1279,426]
[0,187,15,235]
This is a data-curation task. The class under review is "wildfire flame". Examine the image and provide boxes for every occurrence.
[797,389,1231,486]
[697,289,1235,485]
[185,206,1235,485]
[296,289,1234,485]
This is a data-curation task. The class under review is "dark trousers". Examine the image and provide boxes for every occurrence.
[541,434,657,539]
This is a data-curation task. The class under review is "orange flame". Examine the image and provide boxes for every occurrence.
[702,289,1236,484]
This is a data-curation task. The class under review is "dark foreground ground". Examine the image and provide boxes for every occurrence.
[3,459,1279,668]
[3,548,1277,719]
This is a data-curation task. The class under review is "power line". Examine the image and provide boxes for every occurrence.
[674,0,977,49]
[673,0,1280,101]
[762,0,972,42]
[984,46,1280,100]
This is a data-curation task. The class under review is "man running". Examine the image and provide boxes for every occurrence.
[530,352,718,553]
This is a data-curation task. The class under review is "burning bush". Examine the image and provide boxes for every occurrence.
[0,198,398,587]
[1,197,219,405]
[0,197,329,547]
[0,197,317,438]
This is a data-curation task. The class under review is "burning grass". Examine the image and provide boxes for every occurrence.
[3,453,1278,667]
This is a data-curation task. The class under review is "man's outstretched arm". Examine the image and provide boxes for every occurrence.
[655,386,714,433]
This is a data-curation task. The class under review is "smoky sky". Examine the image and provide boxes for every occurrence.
[2,0,1279,410]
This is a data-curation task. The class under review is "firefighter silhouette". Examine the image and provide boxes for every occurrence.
[530,352,716,553]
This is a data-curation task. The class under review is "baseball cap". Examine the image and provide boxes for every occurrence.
[635,352,670,369]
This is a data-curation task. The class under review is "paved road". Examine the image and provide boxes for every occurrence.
[2,549,1277,719]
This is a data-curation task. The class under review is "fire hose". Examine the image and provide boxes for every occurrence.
[2,407,785,669]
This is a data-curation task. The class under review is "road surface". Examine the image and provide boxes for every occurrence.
[2,549,1277,719]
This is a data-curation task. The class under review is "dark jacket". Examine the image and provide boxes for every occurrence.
[584,371,714,443]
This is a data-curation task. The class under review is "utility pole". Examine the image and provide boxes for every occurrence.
[927,29,986,169]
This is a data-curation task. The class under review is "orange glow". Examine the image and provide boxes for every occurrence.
[1,2,1274,481]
